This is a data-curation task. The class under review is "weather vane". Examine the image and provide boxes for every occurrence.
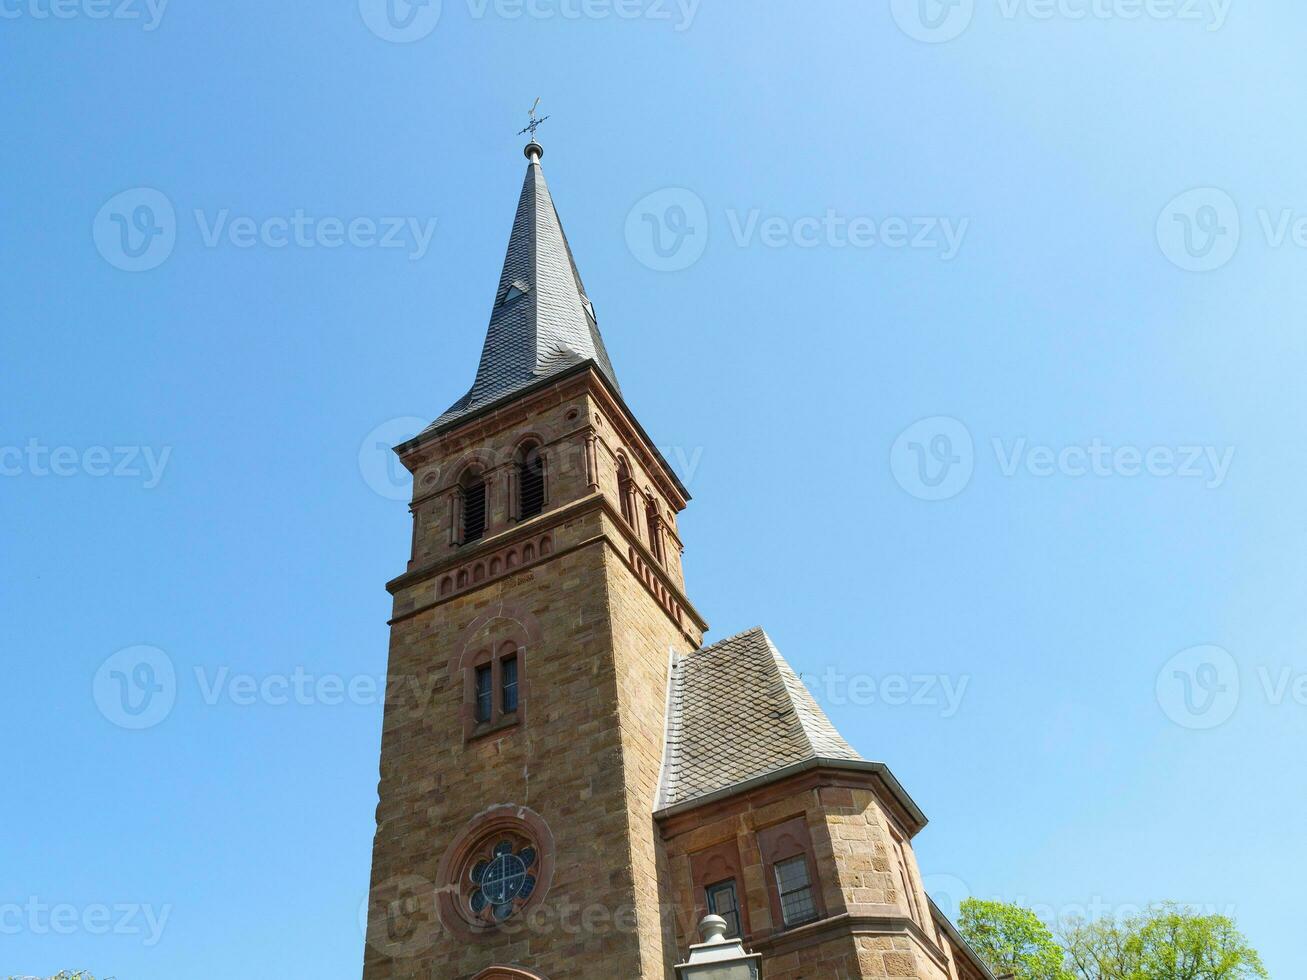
[518,98,550,141]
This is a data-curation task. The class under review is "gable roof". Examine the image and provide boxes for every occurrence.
[657,627,867,811]
[425,143,619,436]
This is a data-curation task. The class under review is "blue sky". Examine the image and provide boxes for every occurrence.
[3,0,1304,976]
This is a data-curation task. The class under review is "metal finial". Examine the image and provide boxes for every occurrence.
[518,97,551,148]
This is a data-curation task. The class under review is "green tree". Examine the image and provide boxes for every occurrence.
[959,898,1072,980]
[1064,905,1267,980]
[1062,916,1139,979]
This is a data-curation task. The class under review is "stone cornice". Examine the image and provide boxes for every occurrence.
[655,759,928,839]
[748,911,953,973]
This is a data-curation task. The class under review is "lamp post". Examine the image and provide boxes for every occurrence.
[674,915,764,980]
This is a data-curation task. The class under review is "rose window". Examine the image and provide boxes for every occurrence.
[467,838,539,924]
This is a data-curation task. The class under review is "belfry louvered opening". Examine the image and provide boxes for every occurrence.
[462,474,487,543]
[517,445,545,521]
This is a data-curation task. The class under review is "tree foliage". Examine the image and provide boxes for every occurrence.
[1063,905,1268,980]
[960,900,1267,980]
[960,898,1071,980]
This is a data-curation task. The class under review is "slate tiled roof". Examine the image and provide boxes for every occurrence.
[657,627,865,811]
[425,146,620,435]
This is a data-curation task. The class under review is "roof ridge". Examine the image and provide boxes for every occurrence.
[695,625,766,656]
[655,649,687,807]
[760,632,820,760]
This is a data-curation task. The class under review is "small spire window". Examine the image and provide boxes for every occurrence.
[501,280,530,306]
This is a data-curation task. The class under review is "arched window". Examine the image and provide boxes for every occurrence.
[646,496,664,564]
[617,456,636,526]
[460,469,487,544]
[464,641,524,740]
[516,443,545,521]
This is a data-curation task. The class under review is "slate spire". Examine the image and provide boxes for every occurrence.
[429,140,620,433]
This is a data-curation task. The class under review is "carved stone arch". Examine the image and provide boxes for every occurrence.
[451,447,498,484]
[472,968,549,980]
[448,604,542,664]
[510,430,550,458]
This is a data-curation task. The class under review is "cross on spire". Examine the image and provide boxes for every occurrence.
[518,97,550,141]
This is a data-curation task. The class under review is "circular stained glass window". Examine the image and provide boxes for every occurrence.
[465,837,539,925]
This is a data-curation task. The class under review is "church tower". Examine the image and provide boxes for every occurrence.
[362,137,998,980]
[361,138,706,979]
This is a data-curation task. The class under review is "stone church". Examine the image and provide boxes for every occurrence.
[361,138,995,980]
